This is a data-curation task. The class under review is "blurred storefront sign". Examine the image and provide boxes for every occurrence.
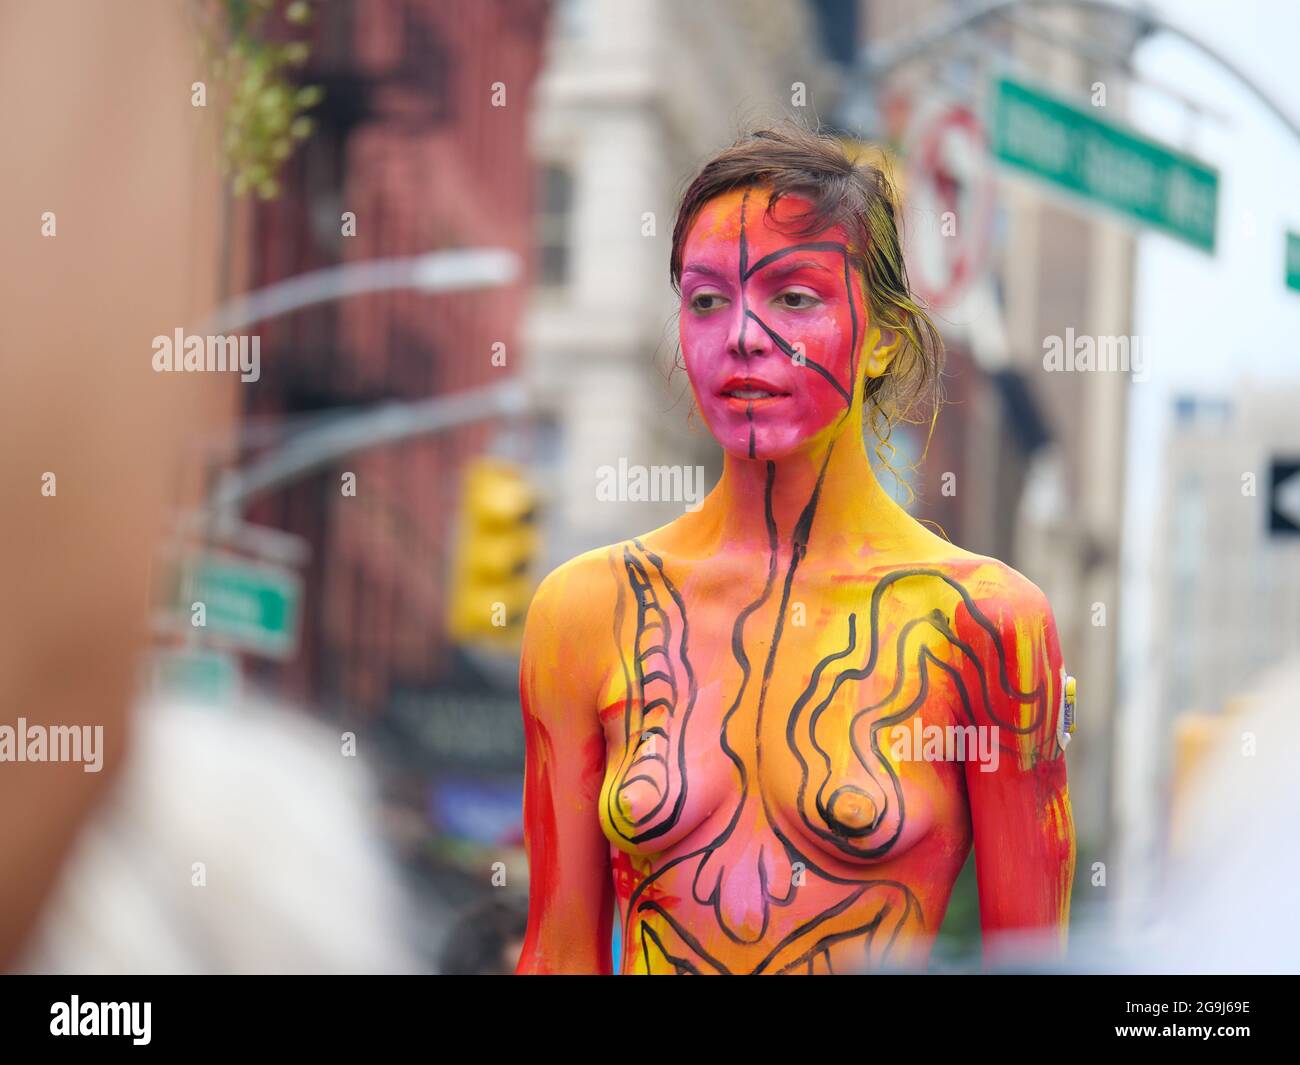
[990,74,1219,253]
[427,775,524,847]
[903,99,995,311]
[387,687,524,773]
[1286,231,1300,293]
[385,687,526,863]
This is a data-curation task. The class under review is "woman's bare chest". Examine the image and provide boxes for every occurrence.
[591,542,996,970]
[601,542,985,931]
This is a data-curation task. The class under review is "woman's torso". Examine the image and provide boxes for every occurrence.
[592,532,1009,975]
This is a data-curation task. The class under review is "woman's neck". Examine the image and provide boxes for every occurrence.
[691,408,918,559]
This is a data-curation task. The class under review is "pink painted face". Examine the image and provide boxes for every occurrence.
[679,186,867,460]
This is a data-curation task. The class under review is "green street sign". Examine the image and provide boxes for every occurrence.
[1286,232,1300,293]
[153,649,240,703]
[990,74,1219,252]
[178,555,301,658]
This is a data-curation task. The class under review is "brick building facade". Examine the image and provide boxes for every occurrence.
[240,0,552,716]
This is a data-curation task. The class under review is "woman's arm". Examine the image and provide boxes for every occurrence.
[515,562,615,975]
[955,567,1076,965]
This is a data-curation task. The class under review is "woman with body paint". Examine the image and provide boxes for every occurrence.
[516,124,1076,975]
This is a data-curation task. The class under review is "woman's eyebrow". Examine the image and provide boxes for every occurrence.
[681,262,729,280]
[754,258,835,280]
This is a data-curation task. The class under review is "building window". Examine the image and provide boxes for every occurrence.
[537,163,573,288]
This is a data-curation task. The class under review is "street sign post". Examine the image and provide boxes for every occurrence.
[990,74,1219,253]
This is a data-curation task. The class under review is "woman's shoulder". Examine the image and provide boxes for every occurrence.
[953,554,1056,636]
[879,529,1053,613]
[867,542,1058,638]
[902,550,1065,747]
[525,537,647,634]
[921,553,1063,707]
[940,550,1052,610]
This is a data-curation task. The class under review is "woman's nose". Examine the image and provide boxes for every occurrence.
[725,304,775,361]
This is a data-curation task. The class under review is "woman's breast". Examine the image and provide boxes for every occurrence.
[588,546,987,970]
[759,730,966,871]
[596,676,737,857]
[596,663,969,871]
[602,698,974,972]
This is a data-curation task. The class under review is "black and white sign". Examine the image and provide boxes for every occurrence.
[1269,458,1300,535]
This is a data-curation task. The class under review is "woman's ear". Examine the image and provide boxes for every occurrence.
[863,323,902,379]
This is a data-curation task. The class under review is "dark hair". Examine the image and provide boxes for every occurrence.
[670,120,944,473]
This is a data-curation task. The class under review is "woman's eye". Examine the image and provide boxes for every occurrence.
[775,290,820,310]
[690,292,728,313]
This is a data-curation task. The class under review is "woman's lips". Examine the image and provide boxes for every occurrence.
[719,393,789,411]
[717,378,791,410]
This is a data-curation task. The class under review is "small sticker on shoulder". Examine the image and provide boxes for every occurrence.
[1057,668,1077,750]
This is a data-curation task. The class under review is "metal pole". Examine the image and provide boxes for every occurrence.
[205,249,520,333]
[858,0,1300,147]
[197,248,526,521]
[207,379,531,518]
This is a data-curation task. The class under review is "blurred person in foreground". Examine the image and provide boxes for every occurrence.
[0,0,418,973]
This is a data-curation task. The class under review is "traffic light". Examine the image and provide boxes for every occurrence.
[447,456,540,645]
